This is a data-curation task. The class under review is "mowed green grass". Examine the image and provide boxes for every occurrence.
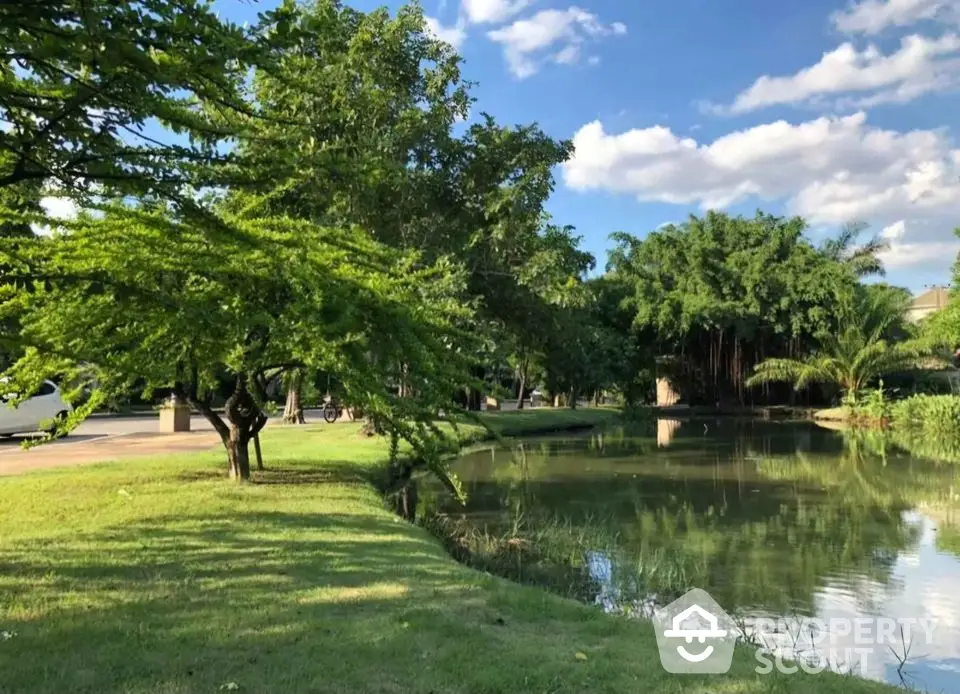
[0,410,896,693]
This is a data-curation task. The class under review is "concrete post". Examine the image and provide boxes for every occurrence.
[159,396,191,433]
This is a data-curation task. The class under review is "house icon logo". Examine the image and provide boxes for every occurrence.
[653,588,737,674]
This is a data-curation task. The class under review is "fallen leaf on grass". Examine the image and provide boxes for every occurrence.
[574,652,588,661]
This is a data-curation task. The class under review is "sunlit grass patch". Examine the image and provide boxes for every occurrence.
[0,410,897,693]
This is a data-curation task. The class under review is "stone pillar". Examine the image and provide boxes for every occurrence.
[159,397,191,433]
[656,378,681,407]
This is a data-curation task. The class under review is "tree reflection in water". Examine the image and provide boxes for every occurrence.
[421,419,960,617]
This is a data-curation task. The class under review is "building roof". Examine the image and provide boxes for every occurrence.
[911,287,950,311]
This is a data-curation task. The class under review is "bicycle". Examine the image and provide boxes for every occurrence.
[322,399,343,423]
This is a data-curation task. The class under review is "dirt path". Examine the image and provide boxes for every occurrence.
[0,431,221,476]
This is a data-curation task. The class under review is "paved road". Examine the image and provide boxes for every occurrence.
[0,408,333,473]
[0,400,533,467]
[72,408,329,438]
[0,408,331,452]
[53,400,526,439]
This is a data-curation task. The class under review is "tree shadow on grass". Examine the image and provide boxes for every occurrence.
[0,504,901,694]
[175,460,383,487]
[254,463,378,487]
[0,508,497,693]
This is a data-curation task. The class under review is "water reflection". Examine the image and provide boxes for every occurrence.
[424,418,960,693]
[657,418,680,447]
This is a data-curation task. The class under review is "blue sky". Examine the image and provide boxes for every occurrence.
[217,0,960,292]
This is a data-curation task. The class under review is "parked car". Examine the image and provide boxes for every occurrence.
[0,380,72,436]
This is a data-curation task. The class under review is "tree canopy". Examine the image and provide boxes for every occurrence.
[608,211,862,405]
[0,0,285,198]
[8,199,476,480]
[746,286,921,402]
[0,0,929,483]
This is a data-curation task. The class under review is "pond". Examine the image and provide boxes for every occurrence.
[422,418,960,692]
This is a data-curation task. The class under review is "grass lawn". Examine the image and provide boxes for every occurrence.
[0,409,897,693]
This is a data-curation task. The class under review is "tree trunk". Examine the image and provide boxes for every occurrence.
[180,375,265,480]
[394,480,418,522]
[253,433,264,471]
[467,388,482,411]
[398,363,410,398]
[223,376,264,481]
[467,365,484,411]
[360,415,383,437]
[226,427,251,481]
[517,364,527,410]
[282,370,305,424]
[468,379,482,410]
[568,387,577,409]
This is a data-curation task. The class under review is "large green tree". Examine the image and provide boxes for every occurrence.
[5,201,475,481]
[0,0,292,380]
[609,211,862,405]
[230,0,473,417]
[236,0,586,413]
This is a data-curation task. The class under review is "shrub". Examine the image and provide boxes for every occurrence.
[844,382,891,422]
[890,394,960,433]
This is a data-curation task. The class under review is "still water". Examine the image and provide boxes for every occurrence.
[426,418,960,692]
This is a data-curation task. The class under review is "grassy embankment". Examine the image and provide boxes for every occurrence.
[0,408,898,693]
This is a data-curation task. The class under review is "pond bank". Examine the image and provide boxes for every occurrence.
[0,409,897,693]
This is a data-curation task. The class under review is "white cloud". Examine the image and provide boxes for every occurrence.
[882,219,908,239]
[462,0,530,24]
[832,0,960,35]
[487,7,627,79]
[40,197,77,220]
[425,15,467,49]
[562,111,960,269]
[553,44,581,64]
[31,196,78,237]
[721,33,960,113]
[879,220,960,267]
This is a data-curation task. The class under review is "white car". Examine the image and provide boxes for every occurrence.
[0,380,72,436]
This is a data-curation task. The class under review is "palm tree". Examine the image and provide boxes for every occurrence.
[746,288,924,402]
[819,220,890,278]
